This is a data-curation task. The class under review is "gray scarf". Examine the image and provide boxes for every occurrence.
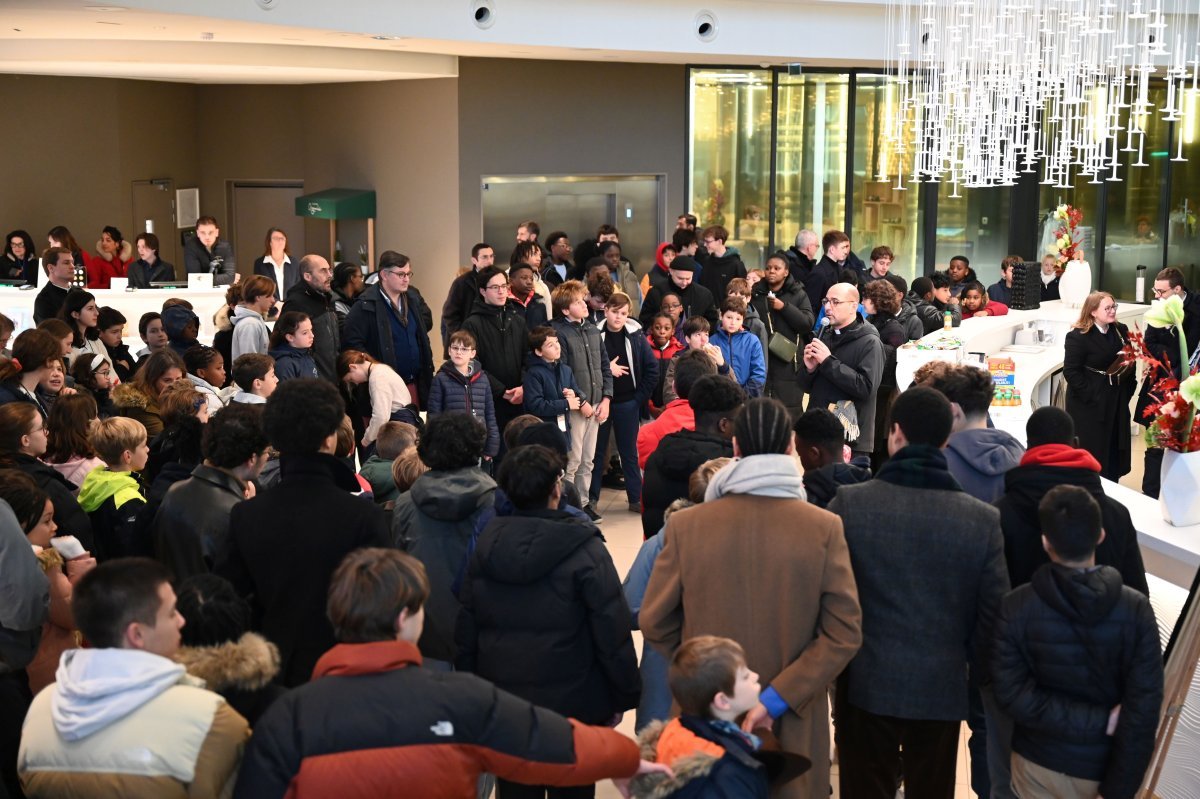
[705,454,807,502]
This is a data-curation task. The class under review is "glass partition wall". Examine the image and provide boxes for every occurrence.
[689,67,1194,299]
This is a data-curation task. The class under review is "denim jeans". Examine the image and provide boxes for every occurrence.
[588,399,643,505]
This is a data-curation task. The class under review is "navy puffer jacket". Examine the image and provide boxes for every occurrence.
[991,563,1163,799]
[427,360,498,458]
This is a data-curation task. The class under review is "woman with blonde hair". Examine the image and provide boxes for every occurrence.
[1063,291,1134,479]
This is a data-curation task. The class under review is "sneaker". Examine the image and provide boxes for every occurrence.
[584,505,604,523]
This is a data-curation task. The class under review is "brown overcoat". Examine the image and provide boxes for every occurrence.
[640,493,862,799]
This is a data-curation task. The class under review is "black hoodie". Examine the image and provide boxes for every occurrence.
[995,463,1148,596]
[698,250,747,300]
[641,429,733,538]
[992,563,1162,799]
[455,508,640,724]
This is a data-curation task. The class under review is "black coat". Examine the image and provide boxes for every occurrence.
[698,251,747,300]
[456,508,640,724]
[126,258,177,288]
[183,236,237,286]
[460,301,529,401]
[252,256,299,300]
[797,319,885,452]
[640,280,718,329]
[341,283,435,405]
[641,430,732,538]
[6,453,95,551]
[154,464,246,583]
[782,246,815,285]
[868,314,906,391]
[218,453,391,687]
[33,282,68,325]
[282,280,341,384]
[992,564,1163,799]
[440,268,480,345]
[995,459,1148,596]
[803,460,872,509]
[1063,324,1134,478]
[749,275,814,369]
[801,256,842,316]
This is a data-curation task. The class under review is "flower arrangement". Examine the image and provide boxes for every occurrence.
[1123,294,1200,452]
[1050,203,1084,273]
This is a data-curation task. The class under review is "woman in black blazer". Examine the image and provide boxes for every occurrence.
[252,228,297,301]
[1063,291,1135,480]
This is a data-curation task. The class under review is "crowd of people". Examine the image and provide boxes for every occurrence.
[0,213,1174,799]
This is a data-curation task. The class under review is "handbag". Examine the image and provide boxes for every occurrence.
[764,305,799,363]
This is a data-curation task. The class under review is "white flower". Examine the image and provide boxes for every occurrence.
[1145,295,1186,329]
[1181,374,1200,406]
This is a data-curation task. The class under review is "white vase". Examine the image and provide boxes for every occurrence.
[1058,259,1092,307]
[1160,449,1200,527]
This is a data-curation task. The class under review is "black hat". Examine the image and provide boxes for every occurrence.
[669,255,698,273]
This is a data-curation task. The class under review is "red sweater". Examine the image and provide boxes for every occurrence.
[637,398,695,469]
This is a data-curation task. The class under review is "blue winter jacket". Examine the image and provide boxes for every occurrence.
[269,344,320,382]
[427,360,499,458]
[711,328,766,397]
[522,354,581,431]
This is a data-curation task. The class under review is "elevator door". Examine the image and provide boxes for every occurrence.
[481,175,665,275]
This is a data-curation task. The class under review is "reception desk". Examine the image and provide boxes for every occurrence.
[0,285,229,344]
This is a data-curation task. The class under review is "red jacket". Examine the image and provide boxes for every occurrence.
[234,640,640,799]
[637,398,695,469]
[967,300,1009,317]
[88,240,133,289]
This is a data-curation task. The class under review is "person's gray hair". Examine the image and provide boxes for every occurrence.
[796,229,818,249]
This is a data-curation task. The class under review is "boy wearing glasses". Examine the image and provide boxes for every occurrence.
[427,329,499,460]
[462,265,529,452]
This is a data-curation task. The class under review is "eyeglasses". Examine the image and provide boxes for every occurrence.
[449,345,476,352]
[1152,287,1173,297]
[385,269,413,278]
[485,282,509,291]
[822,298,851,307]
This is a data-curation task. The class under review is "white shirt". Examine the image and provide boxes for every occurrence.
[263,254,291,295]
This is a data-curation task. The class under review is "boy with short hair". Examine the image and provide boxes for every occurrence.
[550,280,612,522]
[96,306,135,382]
[631,635,772,797]
[591,292,658,512]
[521,326,584,443]
[711,297,766,397]
[992,485,1163,799]
[78,416,150,560]
[726,277,768,356]
[428,329,499,460]
[135,311,169,360]
[662,316,727,406]
[229,352,278,405]
[359,421,418,505]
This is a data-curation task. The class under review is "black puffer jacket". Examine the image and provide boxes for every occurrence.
[996,454,1148,595]
[641,430,732,538]
[460,302,529,402]
[5,453,94,551]
[698,251,747,300]
[909,292,961,336]
[803,460,872,509]
[456,508,640,724]
[282,280,340,383]
[992,564,1163,799]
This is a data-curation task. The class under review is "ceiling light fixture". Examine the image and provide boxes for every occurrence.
[881,0,1198,192]
[84,6,128,11]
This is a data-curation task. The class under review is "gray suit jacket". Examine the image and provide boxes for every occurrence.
[829,479,1010,720]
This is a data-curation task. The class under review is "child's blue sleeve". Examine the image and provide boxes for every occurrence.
[748,336,766,397]
[622,531,665,628]
[428,374,445,414]
[522,372,568,417]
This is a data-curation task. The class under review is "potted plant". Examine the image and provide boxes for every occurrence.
[1126,294,1200,525]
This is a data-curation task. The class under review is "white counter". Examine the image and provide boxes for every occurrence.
[0,285,229,343]
[896,300,1147,446]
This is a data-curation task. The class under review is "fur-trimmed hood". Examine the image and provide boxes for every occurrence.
[213,303,233,333]
[111,382,152,410]
[175,632,281,693]
[94,239,134,264]
[629,720,722,799]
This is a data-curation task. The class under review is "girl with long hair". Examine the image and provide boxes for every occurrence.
[69,354,117,418]
[43,392,104,489]
[337,349,414,448]
[60,288,110,368]
[0,329,64,419]
[111,349,185,437]
[268,311,318,381]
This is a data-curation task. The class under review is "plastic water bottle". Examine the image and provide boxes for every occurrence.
[943,310,953,332]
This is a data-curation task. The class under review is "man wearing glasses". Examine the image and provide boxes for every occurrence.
[342,251,435,408]
[1137,266,1200,496]
[798,283,884,458]
[462,265,529,447]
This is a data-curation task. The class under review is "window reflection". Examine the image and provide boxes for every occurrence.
[1169,88,1200,287]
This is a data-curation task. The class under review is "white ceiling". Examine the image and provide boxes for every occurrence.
[0,0,889,83]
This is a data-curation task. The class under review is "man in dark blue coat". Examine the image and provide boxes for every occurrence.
[342,251,435,408]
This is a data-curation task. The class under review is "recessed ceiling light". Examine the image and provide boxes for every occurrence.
[372,35,401,40]
[84,5,128,11]
[96,20,122,25]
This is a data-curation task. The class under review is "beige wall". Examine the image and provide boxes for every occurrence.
[0,75,197,253]
[456,58,688,262]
